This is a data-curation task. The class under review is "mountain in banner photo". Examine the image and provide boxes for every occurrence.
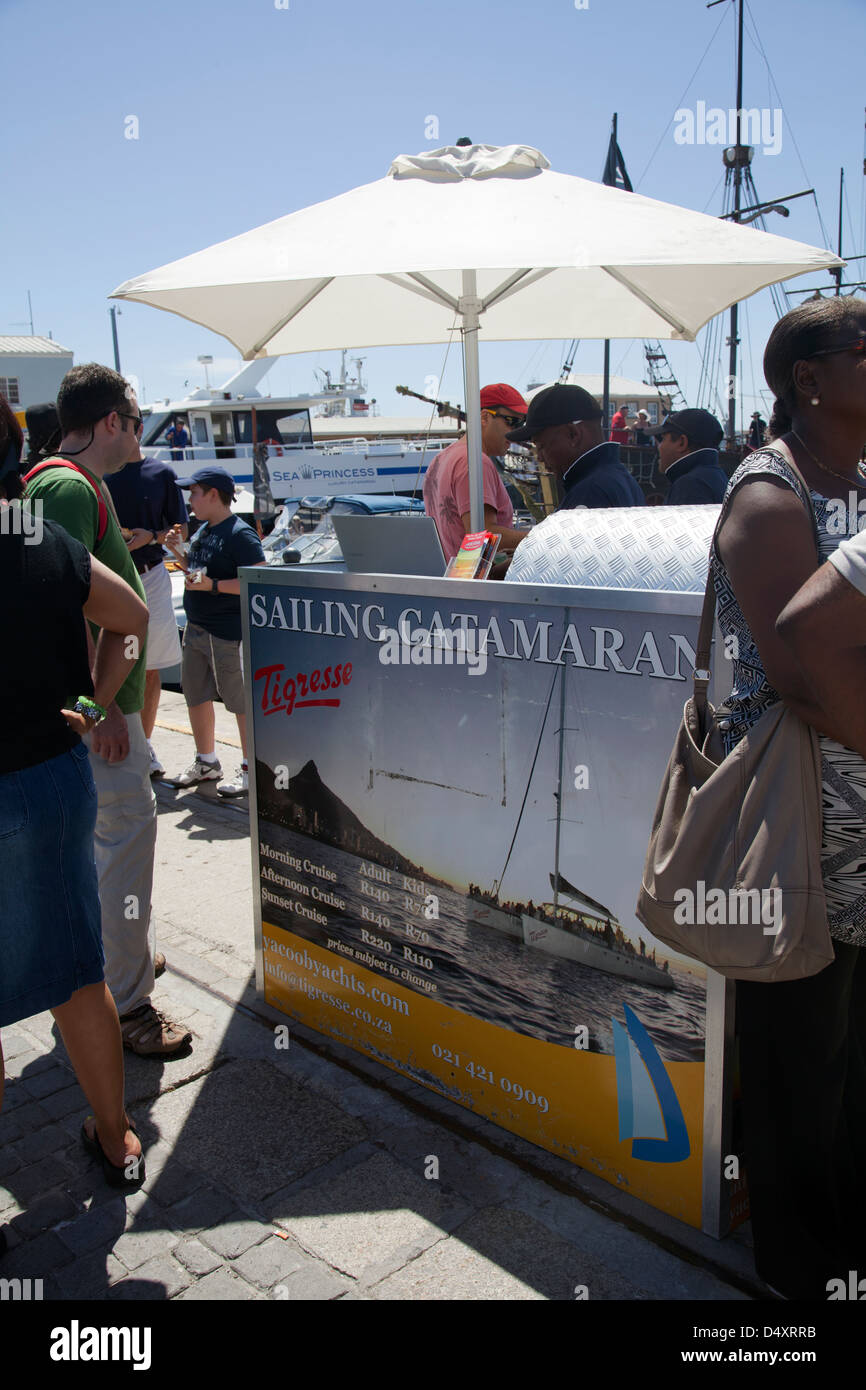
[255,757,443,884]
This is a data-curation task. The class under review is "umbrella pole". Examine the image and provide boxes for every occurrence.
[460,269,485,533]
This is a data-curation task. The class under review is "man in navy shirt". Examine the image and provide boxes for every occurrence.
[650,408,727,505]
[507,384,645,509]
[166,467,266,798]
[106,443,189,777]
[165,417,190,462]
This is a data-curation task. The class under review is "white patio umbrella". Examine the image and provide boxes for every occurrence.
[112,143,842,528]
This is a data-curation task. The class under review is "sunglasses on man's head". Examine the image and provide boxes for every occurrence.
[808,338,866,359]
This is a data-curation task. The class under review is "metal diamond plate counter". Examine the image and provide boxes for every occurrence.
[508,505,721,592]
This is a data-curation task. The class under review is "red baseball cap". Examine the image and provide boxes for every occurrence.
[479,383,527,415]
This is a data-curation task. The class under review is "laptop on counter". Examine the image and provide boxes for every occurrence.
[332,514,447,577]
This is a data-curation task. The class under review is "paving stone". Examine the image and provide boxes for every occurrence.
[111,1222,179,1272]
[176,1268,262,1300]
[39,1087,88,1121]
[9,1156,73,1204]
[0,1229,75,1278]
[377,1124,522,1207]
[20,1067,77,1101]
[2,1049,42,1081]
[371,1206,651,1301]
[271,1149,472,1284]
[165,1185,237,1233]
[0,1147,23,1180]
[13,1122,75,1165]
[174,1238,223,1277]
[145,1059,365,1201]
[57,1199,127,1256]
[7,1188,78,1239]
[266,1262,354,1300]
[51,1250,128,1301]
[109,1253,193,1300]
[200,1217,271,1261]
[1,1083,33,1112]
[138,1161,200,1208]
[0,1029,36,1061]
[0,1113,23,1145]
[229,1234,311,1289]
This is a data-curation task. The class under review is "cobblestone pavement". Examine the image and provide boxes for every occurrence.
[0,694,760,1301]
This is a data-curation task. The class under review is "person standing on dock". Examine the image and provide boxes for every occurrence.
[167,466,266,798]
[423,383,531,563]
[651,408,728,505]
[23,363,193,1058]
[507,384,645,509]
[105,437,189,778]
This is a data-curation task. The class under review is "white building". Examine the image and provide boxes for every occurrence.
[528,374,672,425]
[0,336,74,411]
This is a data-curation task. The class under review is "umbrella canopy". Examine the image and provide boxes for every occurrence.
[112,143,842,526]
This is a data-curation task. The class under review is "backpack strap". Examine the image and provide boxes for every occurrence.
[22,458,109,545]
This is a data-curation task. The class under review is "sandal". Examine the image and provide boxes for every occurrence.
[81,1116,146,1188]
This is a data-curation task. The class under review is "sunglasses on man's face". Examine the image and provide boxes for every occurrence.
[487,410,525,429]
[808,337,866,359]
[115,411,144,434]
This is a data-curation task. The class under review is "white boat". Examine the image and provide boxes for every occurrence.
[140,354,453,502]
[465,661,676,992]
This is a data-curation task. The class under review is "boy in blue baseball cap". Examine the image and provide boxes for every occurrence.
[167,467,266,796]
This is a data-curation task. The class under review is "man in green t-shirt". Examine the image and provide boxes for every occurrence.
[26,363,192,1057]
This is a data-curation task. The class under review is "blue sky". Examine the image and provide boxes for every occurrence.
[3,0,864,427]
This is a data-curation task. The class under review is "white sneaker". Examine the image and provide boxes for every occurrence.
[174,755,222,786]
[148,742,165,778]
[217,764,249,798]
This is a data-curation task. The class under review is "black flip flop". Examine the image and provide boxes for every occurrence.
[81,1118,146,1189]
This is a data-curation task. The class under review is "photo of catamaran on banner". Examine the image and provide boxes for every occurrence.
[248,581,706,1061]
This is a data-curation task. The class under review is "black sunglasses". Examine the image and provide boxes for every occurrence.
[487,410,525,428]
[808,338,866,359]
[117,411,144,433]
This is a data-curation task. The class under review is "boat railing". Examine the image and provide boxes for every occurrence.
[144,436,455,464]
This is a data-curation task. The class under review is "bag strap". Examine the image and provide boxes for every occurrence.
[693,445,821,713]
[22,457,110,545]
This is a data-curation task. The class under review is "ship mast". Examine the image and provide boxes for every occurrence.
[709,0,748,448]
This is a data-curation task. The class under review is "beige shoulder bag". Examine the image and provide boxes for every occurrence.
[635,452,832,981]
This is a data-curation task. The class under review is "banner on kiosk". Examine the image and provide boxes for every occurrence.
[247,579,710,1228]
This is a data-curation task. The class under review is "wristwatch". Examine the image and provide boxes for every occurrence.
[211,577,218,594]
[73,697,106,728]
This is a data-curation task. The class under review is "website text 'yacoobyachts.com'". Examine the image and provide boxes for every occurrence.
[262,936,409,1036]
[682,1326,817,1364]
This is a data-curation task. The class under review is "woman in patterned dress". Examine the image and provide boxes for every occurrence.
[711,296,866,1299]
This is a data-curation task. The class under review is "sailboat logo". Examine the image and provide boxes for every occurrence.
[612,1005,690,1163]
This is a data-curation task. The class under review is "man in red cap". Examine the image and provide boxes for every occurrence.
[423,383,531,563]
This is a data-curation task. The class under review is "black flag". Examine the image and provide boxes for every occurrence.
[602,113,633,191]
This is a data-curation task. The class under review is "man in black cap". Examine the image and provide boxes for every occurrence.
[507,384,645,509]
[650,409,727,506]
[166,466,266,797]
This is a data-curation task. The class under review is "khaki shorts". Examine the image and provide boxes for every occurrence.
[181,622,245,714]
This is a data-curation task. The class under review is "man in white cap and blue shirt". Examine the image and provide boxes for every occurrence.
[507,384,645,508]
[166,466,267,797]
